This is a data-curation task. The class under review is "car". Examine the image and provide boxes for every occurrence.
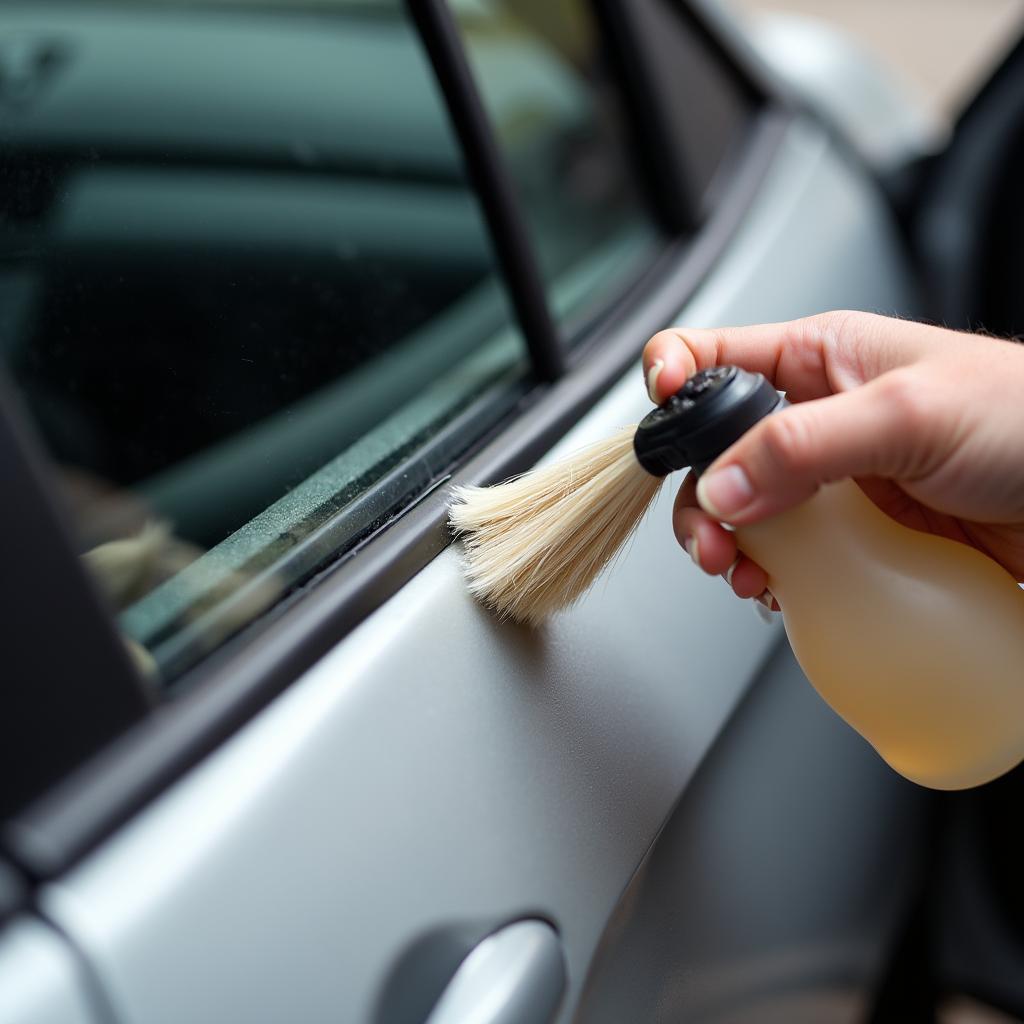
[1,1,1022,1021]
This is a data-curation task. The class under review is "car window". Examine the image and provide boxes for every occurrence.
[0,0,528,687]
[450,0,664,338]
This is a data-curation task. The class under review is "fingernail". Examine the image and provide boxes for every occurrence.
[646,358,664,403]
[683,533,702,570]
[754,589,778,622]
[753,589,774,618]
[724,557,740,587]
[697,465,754,519]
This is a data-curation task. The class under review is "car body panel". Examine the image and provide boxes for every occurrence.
[575,641,927,1023]
[39,117,924,1022]
[0,918,99,1024]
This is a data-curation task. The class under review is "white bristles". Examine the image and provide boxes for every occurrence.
[449,425,665,625]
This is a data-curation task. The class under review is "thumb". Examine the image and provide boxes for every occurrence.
[695,374,933,524]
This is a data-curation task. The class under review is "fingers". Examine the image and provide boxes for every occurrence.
[729,556,772,600]
[642,310,944,405]
[673,475,735,573]
[695,370,948,524]
[674,500,737,575]
[673,475,770,599]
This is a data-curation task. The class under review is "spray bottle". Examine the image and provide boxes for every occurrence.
[633,366,1024,790]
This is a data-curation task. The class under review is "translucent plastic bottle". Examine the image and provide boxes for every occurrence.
[737,479,1024,789]
[634,366,1024,790]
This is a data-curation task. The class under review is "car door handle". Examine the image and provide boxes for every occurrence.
[424,919,566,1024]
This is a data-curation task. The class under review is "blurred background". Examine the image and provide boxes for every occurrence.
[735,0,1024,125]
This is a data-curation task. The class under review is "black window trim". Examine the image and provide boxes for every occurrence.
[0,857,27,928]
[409,0,566,382]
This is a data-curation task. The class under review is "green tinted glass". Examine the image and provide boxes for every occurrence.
[0,1,526,686]
[451,0,663,336]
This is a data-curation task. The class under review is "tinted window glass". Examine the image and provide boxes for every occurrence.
[0,1,526,685]
[451,0,664,336]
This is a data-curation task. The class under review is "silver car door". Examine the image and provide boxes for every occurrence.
[39,128,926,1024]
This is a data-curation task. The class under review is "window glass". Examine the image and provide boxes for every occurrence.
[451,0,664,337]
[0,0,527,686]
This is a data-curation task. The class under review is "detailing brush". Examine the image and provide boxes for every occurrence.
[450,365,782,624]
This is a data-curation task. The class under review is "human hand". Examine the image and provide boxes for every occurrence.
[641,311,1024,608]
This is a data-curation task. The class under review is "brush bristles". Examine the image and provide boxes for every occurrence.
[449,426,664,625]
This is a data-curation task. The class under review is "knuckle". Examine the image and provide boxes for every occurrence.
[878,369,936,434]
[875,370,942,475]
[809,309,869,351]
[758,410,818,478]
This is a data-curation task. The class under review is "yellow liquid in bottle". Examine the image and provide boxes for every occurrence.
[737,480,1024,790]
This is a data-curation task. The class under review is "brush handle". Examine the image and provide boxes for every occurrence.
[634,367,782,477]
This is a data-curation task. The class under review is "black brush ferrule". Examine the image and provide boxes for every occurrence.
[633,366,783,477]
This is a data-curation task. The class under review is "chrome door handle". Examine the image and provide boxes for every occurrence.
[424,919,565,1024]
